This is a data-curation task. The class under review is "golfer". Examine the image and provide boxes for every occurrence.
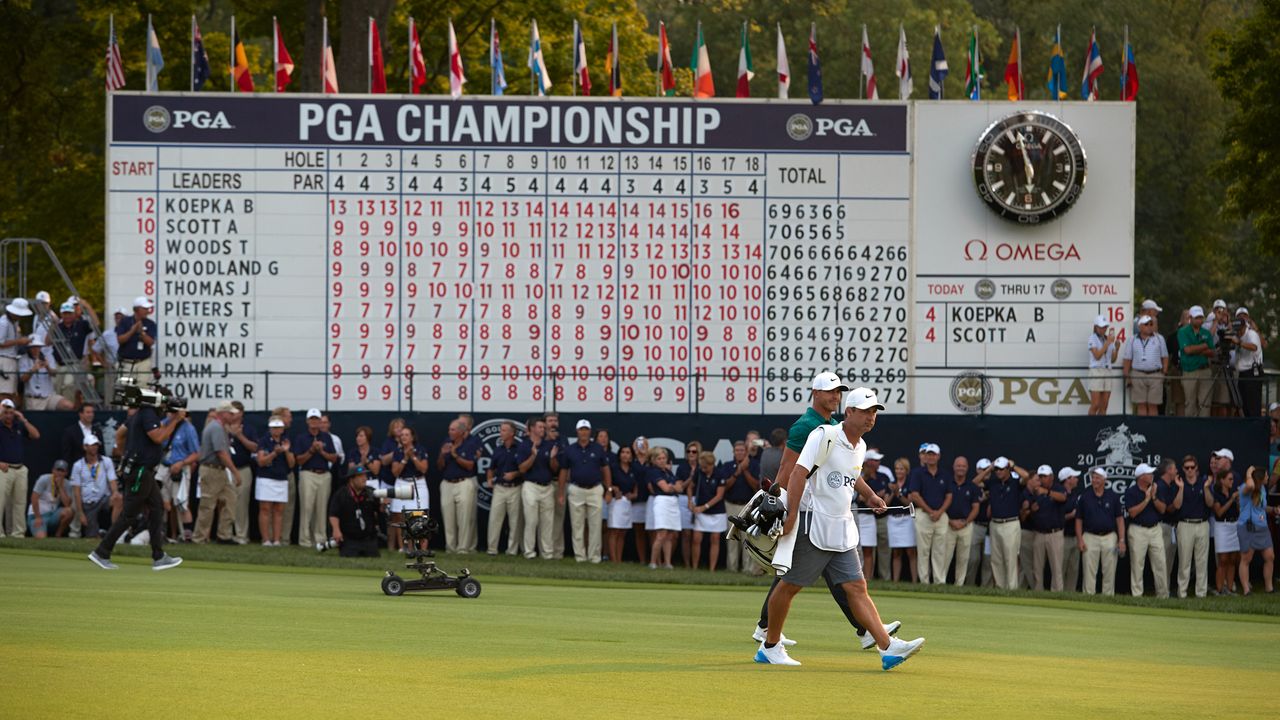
[751,371,901,651]
[756,387,925,669]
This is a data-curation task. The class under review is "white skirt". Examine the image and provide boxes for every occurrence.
[679,500,693,530]
[645,496,657,529]
[390,478,429,513]
[255,477,287,503]
[888,515,917,548]
[607,497,633,529]
[650,495,682,531]
[857,513,878,547]
[693,512,727,533]
[1212,519,1241,553]
[630,499,647,525]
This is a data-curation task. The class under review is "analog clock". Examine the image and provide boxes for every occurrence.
[971,111,1087,224]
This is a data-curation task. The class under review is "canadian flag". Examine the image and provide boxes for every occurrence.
[448,19,466,98]
[861,25,878,100]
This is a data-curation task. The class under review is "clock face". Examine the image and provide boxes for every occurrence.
[971,112,1087,224]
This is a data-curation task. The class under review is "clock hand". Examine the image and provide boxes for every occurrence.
[1017,134,1035,190]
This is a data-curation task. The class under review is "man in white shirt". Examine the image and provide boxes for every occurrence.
[1087,315,1120,416]
[69,435,120,537]
[755,388,925,670]
[19,337,74,411]
[1233,307,1265,417]
[1121,316,1169,416]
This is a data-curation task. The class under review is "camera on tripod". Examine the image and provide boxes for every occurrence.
[111,376,186,411]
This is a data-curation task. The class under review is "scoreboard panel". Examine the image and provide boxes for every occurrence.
[106,94,1133,414]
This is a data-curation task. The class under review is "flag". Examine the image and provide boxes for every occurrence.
[776,23,790,99]
[928,26,947,99]
[273,18,294,92]
[573,20,590,95]
[607,23,621,97]
[1046,24,1068,100]
[322,17,339,94]
[106,15,126,92]
[807,23,822,105]
[964,27,981,100]
[1081,27,1103,100]
[736,21,754,98]
[191,16,211,92]
[146,15,164,92]
[409,18,427,94]
[369,18,386,93]
[449,19,467,98]
[657,21,676,96]
[490,19,507,95]
[690,22,714,98]
[1004,27,1023,101]
[231,17,253,92]
[528,19,550,95]
[860,25,878,100]
[895,24,911,100]
[1121,26,1139,101]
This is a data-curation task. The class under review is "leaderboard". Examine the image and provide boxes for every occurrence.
[107,94,913,413]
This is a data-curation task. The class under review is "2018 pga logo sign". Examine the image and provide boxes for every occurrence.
[143,105,233,133]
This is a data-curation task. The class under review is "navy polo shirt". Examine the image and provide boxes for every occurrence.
[1020,488,1037,529]
[1078,488,1122,534]
[561,441,608,487]
[441,435,481,479]
[229,424,257,469]
[988,475,1023,520]
[693,468,726,513]
[1211,483,1239,521]
[0,418,28,464]
[489,441,521,484]
[611,462,641,496]
[392,444,428,479]
[377,437,399,486]
[632,461,651,501]
[1062,490,1082,537]
[947,480,983,521]
[115,316,158,360]
[1180,474,1211,521]
[907,466,954,510]
[516,438,555,485]
[258,435,292,480]
[720,458,759,504]
[54,318,92,362]
[293,431,336,472]
[647,466,678,496]
[124,407,164,466]
[1028,484,1067,532]
[861,470,891,509]
[1124,483,1162,527]
[1155,480,1181,525]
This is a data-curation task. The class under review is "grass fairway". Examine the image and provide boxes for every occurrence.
[3,549,1279,719]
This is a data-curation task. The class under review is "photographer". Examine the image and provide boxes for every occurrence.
[89,390,185,570]
[1233,307,1264,417]
[1087,316,1121,416]
[326,465,381,557]
[19,337,74,411]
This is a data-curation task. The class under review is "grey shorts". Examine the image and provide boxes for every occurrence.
[780,514,865,587]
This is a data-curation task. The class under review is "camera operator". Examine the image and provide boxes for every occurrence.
[89,392,185,570]
[1233,307,1264,417]
[326,465,381,557]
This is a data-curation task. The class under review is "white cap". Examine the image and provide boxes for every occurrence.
[1057,467,1082,481]
[976,458,992,470]
[114,306,129,316]
[35,291,51,303]
[268,418,285,428]
[1036,464,1053,476]
[811,371,850,392]
[1212,448,1234,461]
[1094,314,1109,328]
[1235,306,1249,316]
[5,298,32,317]
[1212,299,1227,310]
[306,408,322,419]
[215,400,238,414]
[1268,402,1279,413]
[1188,305,1205,318]
[0,399,14,408]
[1137,315,1153,326]
[844,387,885,411]
[993,457,1010,469]
[1090,467,1108,480]
[67,295,80,306]
[575,419,591,430]
[865,449,884,461]
[921,443,941,455]
[133,296,155,309]
[59,302,76,314]
[27,335,44,348]
[83,434,101,446]
[1141,299,1162,312]
[1134,463,1156,476]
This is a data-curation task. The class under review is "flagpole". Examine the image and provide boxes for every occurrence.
[323,16,328,93]
[859,25,864,100]
[367,17,372,93]
[655,23,661,96]
[190,15,195,92]
[1122,24,1129,100]
[571,20,577,96]
[109,13,115,94]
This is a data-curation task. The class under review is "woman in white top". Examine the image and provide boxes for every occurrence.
[1087,315,1121,416]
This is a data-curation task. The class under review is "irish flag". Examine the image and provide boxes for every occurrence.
[736,21,753,97]
[690,22,714,98]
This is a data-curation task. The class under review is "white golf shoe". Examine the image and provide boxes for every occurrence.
[879,636,925,671]
[860,620,903,650]
[752,625,797,646]
[754,642,801,666]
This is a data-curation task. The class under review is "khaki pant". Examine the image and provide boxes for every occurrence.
[552,495,566,559]
[876,515,892,580]
[521,482,555,559]
[942,521,974,585]
[1177,520,1211,598]
[440,477,478,553]
[281,474,298,544]
[193,465,236,543]
[989,520,1021,589]
[1181,367,1213,417]
[297,470,330,547]
[123,358,154,389]
[1063,537,1081,591]
[1160,523,1177,592]
[966,523,988,586]
[1032,530,1065,591]
[487,484,523,555]
[233,466,253,543]
[1128,524,1168,598]
[915,512,949,583]
[725,501,748,572]
[53,363,82,400]
[1082,532,1118,595]
[0,464,29,537]
[568,484,604,562]
[1019,528,1037,589]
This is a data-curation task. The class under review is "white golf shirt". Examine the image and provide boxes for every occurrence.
[795,424,865,552]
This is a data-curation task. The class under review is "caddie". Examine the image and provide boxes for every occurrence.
[755,387,926,669]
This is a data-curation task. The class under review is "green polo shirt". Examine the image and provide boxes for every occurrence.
[1177,323,1215,372]
[786,407,840,453]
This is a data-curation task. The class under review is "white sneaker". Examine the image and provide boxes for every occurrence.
[860,620,903,650]
[87,551,118,570]
[752,625,797,646]
[754,642,801,665]
[880,636,925,671]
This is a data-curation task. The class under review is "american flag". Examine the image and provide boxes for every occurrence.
[106,15,126,91]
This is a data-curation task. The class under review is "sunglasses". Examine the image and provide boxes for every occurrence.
[1183,465,1196,470]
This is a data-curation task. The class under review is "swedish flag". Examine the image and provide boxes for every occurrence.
[1046,25,1068,100]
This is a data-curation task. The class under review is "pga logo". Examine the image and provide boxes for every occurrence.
[143,105,233,133]
[815,117,874,137]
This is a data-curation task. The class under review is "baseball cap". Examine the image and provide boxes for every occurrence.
[0,399,14,409]
[35,291,51,304]
[306,408,322,419]
[976,458,992,470]
[575,419,591,430]
[1134,463,1156,476]
[215,400,236,413]
[1137,315,1153,326]
[1235,306,1249,316]
[993,457,1010,469]
[1094,314,1109,328]
[921,443,941,455]
[27,335,45,347]
[865,449,884,461]
[83,434,101,446]
[53,459,69,471]
[1090,467,1108,480]
[59,302,76,314]
[268,417,285,428]
[1141,299,1162,312]
[1212,448,1234,461]
[1188,305,1205,318]
[1037,464,1053,476]
[1057,467,1082,481]
[113,306,129,316]
[1268,402,1279,413]
[811,370,850,392]
[1212,299,1227,310]
[133,296,155,309]
[843,387,885,411]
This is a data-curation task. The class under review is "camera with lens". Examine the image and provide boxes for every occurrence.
[371,485,415,501]
[111,376,187,411]
[1215,322,1241,364]
[400,509,438,541]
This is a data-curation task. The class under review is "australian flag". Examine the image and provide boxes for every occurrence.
[192,20,211,91]
[807,24,823,105]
